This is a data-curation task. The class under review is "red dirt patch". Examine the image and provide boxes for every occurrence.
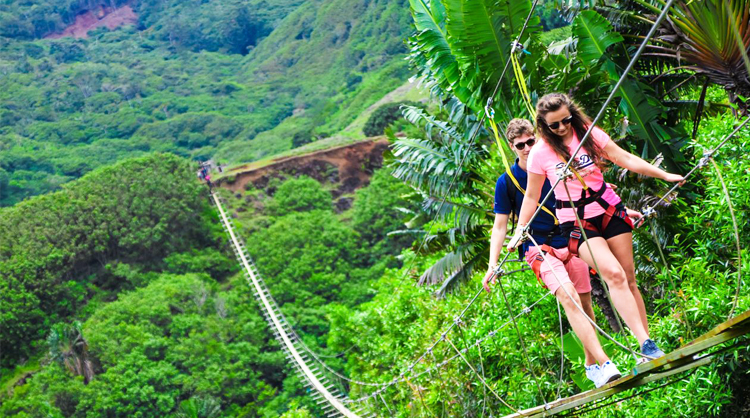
[46,5,138,39]
[219,138,390,198]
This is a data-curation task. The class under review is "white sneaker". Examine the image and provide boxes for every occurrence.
[585,364,600,387]
[597,361,622,387]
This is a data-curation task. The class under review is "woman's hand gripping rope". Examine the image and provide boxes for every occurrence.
[626,207,645,228]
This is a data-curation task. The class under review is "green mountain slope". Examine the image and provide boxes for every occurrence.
[215,0,412,162]
[0,0,412,207]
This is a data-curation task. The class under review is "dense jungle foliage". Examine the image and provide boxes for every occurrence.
[0,154,419,417]
[0,0,413,206]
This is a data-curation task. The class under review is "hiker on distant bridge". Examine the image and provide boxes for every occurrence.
[198,162,212,190]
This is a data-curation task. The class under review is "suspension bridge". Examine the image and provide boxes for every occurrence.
[207,0,750,415]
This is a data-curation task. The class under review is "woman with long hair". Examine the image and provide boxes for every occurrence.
[507,93,684,361]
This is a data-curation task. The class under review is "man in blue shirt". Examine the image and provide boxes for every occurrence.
[482,118,621,388]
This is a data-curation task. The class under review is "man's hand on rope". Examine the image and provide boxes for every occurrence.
[506,225,526,252]
[482,266,497,293]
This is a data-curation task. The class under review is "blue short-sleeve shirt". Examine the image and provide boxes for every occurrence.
[493,161,567,251]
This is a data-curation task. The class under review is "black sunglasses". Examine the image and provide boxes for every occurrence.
[513,137,536,150]
[547,115,573,130]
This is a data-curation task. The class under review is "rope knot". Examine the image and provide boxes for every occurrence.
[522,307,531,315]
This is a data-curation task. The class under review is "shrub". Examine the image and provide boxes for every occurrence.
[363,101,423,137]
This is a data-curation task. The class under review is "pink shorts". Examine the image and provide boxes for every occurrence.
[524,246,592,295]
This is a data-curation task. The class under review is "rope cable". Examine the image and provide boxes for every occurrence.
[641,115,750,217]
[477,343,493,417]
[556,297,565,400]
[445,337,521,413]
[495,267,549,406]
[345,288,548,404]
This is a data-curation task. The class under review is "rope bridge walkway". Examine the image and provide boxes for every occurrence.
[502,310,750,417]
[211,192,371,418]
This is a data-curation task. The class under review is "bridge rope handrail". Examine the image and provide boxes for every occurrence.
[211,192,367,418]
[344,281,548,404]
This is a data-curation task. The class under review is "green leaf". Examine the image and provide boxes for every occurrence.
[573,10,624,66]
[444,0,541,112]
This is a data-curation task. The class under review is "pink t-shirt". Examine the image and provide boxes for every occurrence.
[527,126,621,223]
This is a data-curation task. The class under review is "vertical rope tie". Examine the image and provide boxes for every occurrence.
[710,158,743,319]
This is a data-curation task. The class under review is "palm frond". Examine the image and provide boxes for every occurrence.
[434,250,487,296]
[421,196,490,234]
[418,234,488,287]
[390,137,469,197]
[407,0,467,102]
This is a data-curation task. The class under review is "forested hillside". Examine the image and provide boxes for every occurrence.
[0,153,418,417]
[0,0,412,206]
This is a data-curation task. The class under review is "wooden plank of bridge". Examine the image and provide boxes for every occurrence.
[633,310,750,376]
[500,309,750,418]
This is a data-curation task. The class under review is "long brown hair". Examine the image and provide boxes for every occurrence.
[535,93,605,169]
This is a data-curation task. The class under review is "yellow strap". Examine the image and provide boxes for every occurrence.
[559,156,589,191]
[488,118,558,225]
[511,52,535,119]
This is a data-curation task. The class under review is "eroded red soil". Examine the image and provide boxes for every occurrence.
[46,4,138,39]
